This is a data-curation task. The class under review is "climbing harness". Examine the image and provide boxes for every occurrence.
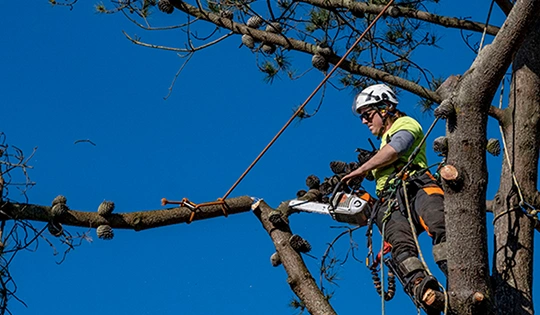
[364,111,449,314]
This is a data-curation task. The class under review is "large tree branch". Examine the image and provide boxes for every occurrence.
[335,57,442,103]
[298,0,500,36]
[496,0,514,15]
[168,0,441,103]
[253,200,337,315]
[488,105,505,122]
[0,196,253,231]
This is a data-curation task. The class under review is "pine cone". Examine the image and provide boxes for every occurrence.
[330,161,348,175]
[319,181,333,196]
[316,44,332,56]
[433,136,448,156]
[97,225,114,240]
[158,0,174,14]
[311,54,329,71]
[357,148,377,166]
[348,162,359,171]
[52,195,67,206]
[220,10,233,19]
[306,175,320,189]
[486,138,501,156]
[241,34,255,49]
[289,234,311,253]
[98,201,115,216]
[270,252,282,267]
[247,15,263,28]
[388,6,400,17]
[348,176,363,189]
[261,43,276,54]
[265,22,282,33]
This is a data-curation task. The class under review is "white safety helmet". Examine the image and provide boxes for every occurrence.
[352,84,398,114]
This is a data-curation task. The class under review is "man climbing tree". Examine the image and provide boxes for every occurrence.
[342,84,447,314]
[2,1,540,315]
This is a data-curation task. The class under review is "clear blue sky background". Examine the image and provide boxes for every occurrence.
[0,1,537,314]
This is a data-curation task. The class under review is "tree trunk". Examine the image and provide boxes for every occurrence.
[443,70,493,315]
[492,18,539,315]
[441,2,540,314]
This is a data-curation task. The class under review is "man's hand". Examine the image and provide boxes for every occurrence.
[342,144,400,185]
[341,167,367,185]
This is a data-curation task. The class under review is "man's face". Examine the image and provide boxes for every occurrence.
[359,107,384,136]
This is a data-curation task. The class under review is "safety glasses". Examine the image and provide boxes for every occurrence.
[359,109,376,122]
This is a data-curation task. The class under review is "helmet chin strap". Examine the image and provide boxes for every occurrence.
[373,102,395,139]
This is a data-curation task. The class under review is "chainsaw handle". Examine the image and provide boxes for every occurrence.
[331,180,345,197]
[329,181,349,210]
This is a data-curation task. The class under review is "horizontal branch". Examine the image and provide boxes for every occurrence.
[169,0,441,103]
[298,0,500,36]
[0,196,253,231]
[333,57,442,103]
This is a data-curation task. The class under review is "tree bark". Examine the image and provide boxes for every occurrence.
[298,0,500,35]
[492,17,540,315]
[441,1,540,314]
[253,200,337,315]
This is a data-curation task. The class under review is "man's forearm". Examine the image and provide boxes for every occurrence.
[357,144,399,174]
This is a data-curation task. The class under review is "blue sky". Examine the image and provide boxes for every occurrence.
[0,1,536,315]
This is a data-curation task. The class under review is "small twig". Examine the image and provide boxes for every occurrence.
[123,30,233,52]
[74,139,96,146]
[164,53,195,100]
[121,9,198,31]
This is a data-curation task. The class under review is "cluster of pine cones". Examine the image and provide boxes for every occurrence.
[296,148,377,204]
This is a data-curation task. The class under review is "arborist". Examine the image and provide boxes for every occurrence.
[341,84,447,314]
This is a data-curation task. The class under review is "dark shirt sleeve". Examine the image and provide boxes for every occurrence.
[387,130,415,156]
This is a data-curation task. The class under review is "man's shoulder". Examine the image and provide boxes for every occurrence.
[391,116,422,132]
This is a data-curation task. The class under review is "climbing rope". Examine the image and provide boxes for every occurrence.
[478,0,496,52]
[220,0,396,201]
[493,79,539,224]
[371,114,444,314]
[379,199,396,314]
[162,0,397,221]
